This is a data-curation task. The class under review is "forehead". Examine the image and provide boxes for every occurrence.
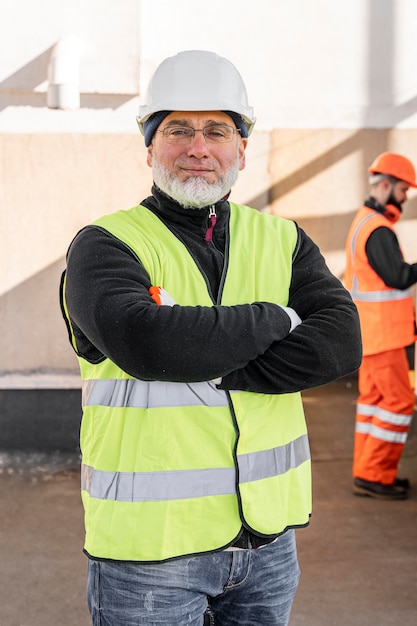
[161,111,235,127]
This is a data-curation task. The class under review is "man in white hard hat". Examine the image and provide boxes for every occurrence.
[60,50,361,625]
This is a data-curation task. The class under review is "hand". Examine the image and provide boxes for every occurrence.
[278,305,302,332]
[149,286,176,307]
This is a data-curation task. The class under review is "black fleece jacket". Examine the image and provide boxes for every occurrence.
[64,186,362,394]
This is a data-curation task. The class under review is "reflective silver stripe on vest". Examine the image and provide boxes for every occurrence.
[349,213,375,258]
[356,403,413,426]
[238,433,310,482]
[355,422,408,444]
[350,286,411,302]
[81,434,310,502]
[83,378,229,408]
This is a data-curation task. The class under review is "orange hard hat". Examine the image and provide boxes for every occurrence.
[368,152,417,187]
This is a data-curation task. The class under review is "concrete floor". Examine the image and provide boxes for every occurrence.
[1,376,416,626]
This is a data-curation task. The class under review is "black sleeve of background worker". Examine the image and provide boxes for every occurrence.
[365,226,417,289]
[64,227,295,383]
[218,229,362,394]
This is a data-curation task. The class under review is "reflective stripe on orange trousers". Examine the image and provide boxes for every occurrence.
[353,347,415,484]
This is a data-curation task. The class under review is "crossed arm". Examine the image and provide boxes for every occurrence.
[64,225,361,394]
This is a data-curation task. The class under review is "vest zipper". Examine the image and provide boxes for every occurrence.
[216,218,230,304]
[205,206,217,242]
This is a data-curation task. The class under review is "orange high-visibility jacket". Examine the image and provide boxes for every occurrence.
[345,206,416,356]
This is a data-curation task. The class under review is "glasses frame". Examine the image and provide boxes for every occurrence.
[156,123,241,145]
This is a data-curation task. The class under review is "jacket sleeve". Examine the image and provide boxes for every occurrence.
[365,226,417,289]
[218,227,362,394]
[64,226,297,382]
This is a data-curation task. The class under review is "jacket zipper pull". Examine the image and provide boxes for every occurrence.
[205,206,217,242]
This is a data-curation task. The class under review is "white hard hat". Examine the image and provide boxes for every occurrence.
[137,50,256,140]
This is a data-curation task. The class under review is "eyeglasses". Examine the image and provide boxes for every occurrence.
[156,124,241,144]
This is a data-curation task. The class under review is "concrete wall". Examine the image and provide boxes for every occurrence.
[269,128,417,277]
[2,1,417,444]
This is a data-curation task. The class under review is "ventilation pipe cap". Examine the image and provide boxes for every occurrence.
[47,35,83,110]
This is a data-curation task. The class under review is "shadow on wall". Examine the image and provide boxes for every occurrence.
[1,47,53,92]
[258,127,417,261]
[0,46,133,111]
[1,258,77,373]
[294,198,417,255]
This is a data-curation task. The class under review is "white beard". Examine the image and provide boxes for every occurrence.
[152,154,241,209]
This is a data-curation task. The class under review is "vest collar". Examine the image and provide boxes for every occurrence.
[364,197,401,224]
[143,185,230,231]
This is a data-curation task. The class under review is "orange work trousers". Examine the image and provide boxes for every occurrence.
[353,347,415,484]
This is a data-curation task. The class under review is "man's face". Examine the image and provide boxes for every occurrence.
[378,178,409,211]
[389,180,409,207]
[146,111,248,208]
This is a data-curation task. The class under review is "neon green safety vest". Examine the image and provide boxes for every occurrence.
[61,201,312,562]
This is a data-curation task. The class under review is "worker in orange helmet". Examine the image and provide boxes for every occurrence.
[345,151,417,500]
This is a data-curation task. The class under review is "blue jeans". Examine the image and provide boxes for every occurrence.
[87,530,300,625]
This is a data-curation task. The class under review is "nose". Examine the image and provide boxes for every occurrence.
[187,129,210,156]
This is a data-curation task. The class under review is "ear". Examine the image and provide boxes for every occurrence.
[239,138,248,171]
[381,177,393,192]
[146,145,153,168]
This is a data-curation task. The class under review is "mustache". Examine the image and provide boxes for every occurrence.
[176,160,218,171]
